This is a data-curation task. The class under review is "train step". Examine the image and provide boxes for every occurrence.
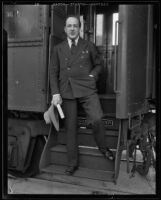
[77,116,119,130]
[40,163,115,182]
[50,144,115,171]
[57,128,119,149]
[39,118,123,183]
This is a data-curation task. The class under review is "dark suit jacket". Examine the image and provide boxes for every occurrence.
[50,37,103,99]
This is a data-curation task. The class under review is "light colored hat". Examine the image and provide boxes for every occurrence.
[44,104,59,131]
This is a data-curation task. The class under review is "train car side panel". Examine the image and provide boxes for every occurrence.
[4,5,49,112]
[116,5,150,118]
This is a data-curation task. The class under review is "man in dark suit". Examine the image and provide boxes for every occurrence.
[50,15,114,175]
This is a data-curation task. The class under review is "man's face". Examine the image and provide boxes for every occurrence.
[64,17,80,40]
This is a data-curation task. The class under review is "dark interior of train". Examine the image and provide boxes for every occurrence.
[75,5,119,118]
[46,4,120,125]
[68,5,119,95]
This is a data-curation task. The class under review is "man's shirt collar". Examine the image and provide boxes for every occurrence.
[67,36,79,48]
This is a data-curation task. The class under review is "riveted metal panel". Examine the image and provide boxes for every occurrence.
[52,5,67,40]
[116,5,150,118]
[4,5,50,112]
[4,5,43,40]
[8,45,44,111]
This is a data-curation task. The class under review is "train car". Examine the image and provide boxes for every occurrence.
[3,3,157,185]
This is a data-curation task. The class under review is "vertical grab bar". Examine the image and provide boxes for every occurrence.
[47,5,54,104]
[114,21,120,93]
[46,34,51,104]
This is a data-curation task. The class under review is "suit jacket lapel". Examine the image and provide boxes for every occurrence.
[60,38,88,65]
[70,38,87,64]
[60,39,71,58]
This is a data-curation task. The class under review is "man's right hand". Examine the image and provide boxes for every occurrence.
[51,94,62,106]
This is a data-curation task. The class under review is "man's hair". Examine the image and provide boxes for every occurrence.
[65,15,81,27]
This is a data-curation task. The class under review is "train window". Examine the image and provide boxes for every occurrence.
[93,7,119,95]
[112,13,119,45]
[3,5,44,40]
[80,15,84,38]
[95,14,104,46]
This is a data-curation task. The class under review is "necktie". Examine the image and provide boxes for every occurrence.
[71,39,76,54]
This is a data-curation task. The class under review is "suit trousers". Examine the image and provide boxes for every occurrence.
[62,93,107,167]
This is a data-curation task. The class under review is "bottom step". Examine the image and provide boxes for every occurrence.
[50,145,115,171]
[41,164,115,182]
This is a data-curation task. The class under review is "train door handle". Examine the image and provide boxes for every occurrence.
[114,20,120,94]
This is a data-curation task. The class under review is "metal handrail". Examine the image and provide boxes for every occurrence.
[114,20,120,94]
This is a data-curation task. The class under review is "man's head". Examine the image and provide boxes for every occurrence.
[64,15,81,40]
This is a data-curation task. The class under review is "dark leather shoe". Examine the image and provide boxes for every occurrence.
[65,166,78,175]
[104,148,115,161]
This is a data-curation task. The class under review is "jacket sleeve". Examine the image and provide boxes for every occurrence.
[49,46,60,95]
[89,42,103,80]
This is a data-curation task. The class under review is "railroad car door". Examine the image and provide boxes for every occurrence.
[47,5,67,103]
[116,5,151,118]
[4,5,49,112]
[50,5,67,44]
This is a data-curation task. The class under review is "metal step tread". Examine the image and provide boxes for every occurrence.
[59,128,119,136]
[50,144,116,157]
[50,145,115,171]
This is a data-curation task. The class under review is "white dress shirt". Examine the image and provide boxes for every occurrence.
[67,36,79,48]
